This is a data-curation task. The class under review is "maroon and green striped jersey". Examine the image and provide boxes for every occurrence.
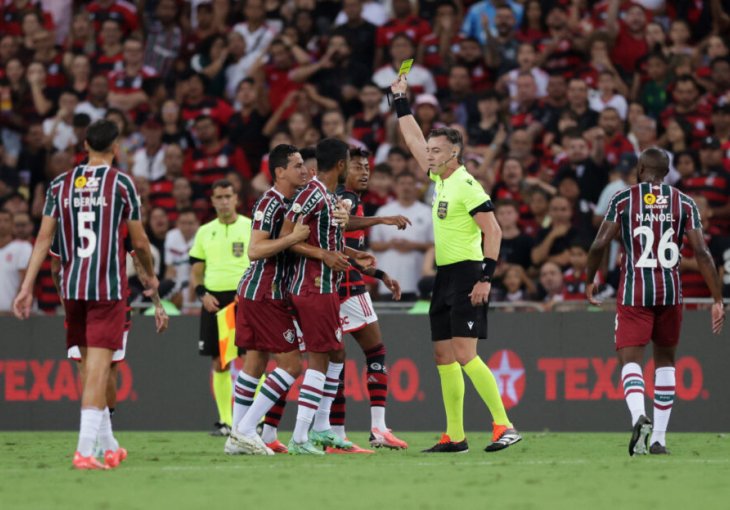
[43,164,141,301]
[285,178,343,295]
[237,188,290,301]
[605,182,701,306]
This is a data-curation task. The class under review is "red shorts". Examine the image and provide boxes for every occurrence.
[64,299,127,351]
[290,293,343,353]
[235,298,299,353]
[615,303,683,350]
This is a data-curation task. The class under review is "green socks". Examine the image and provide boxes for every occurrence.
[437,362,465,442]
[212,370,233,426]
[463,356,511,427]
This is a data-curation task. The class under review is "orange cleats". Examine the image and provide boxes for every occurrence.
[325,441,374,454]
[73,452,108,470]
[485,422,522,452]
[370,428,408,450]
[492,423,509,443]
[265,440,289,454]
[104,447,128,468]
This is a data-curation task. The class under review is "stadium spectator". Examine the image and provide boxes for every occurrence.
[370,172,433,301]
[373,34,435,100]
[148,144,183,223]
[0,209,32,312]
[164,207,199,310]
[495,200,533,271]
[482,5,520,75]
[374,0,430,68]
[143,0,181,78]
[75,74,109,122]
[333,0,377,70]
[417,0,461,90]
[11,210,32,241]
[531,195,577,268]
[131,118,165,181]
[93,19,123,74]
[42,90,78,151]
[594,153,637,227]
[538,260,565,307]
[566,78,599,132]
[232,0,278,61]
[554,128,608,205]
[107,36,156,113]
[598,107,633,166]
[462,0,523,45]
[606,0,648,76]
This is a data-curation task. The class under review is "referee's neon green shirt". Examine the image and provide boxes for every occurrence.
[430,166,491,266]
[189,215,252,292]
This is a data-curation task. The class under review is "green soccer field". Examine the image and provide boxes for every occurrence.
[1,432,728,510]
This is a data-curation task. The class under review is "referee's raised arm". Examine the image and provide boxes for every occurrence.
[390,75,430,172]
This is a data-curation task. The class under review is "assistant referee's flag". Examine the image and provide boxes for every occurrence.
[217,301,238,370]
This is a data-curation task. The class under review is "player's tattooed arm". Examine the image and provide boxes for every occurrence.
[127,220,159,295]
[585,220,620,305]
[687,228,725,334]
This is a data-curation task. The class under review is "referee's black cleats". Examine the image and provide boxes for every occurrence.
[485,425,522,452]
[629,415,652,456]
[422,434,469,453]
[210,421,232,437]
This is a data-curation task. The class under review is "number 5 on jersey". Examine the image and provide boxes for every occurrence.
[77,211,96,258]
[634,226,679,269]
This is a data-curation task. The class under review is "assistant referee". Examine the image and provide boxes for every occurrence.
[189,179,252,437]
[391,75,521,453]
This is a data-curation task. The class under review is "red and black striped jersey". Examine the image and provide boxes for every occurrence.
[237,188,290,301]
[86,0,139,35]
[1,1,54,36]
[148,177,176,221]
[92,51,123,74]
[108,67,157,95]
[285,178,343,295]
[604,134,634,167]
[181,97,233,128]
[605,182,702,306]
[660,104,713,145]
[679,170,730,235]
[420,33,464,90]
[350,113,386,153]
[375,16,431,48]
[336,186,367,300]
[43,164,141,301]
[183,142,252,195]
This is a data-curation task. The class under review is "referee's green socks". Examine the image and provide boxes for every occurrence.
[212,370,233,426]
[463,356,511,427]
[437,362,465,442]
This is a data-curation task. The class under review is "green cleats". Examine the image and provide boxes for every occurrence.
[287,439,325,455]
[310,429,353,449]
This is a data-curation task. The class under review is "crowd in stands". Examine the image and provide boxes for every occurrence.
[1,0,730,314]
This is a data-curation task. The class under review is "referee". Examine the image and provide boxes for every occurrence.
[189,179,252,436]
[391,75,521,453]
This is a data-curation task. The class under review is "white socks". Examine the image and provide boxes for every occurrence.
[651,367,676,446]
[371,406,387,431]
[621,363,646,426]
[292,369,325,444]
[312,363,344,432]
[237,368,295,437]
[77,407,104,457]
[232,371,259,429]
[97,407,118,452]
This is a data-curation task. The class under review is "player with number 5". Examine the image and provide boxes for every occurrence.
[12,119,164,470]
[586,148,725,457]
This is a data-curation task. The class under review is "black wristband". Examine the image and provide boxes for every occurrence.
[481,258,497,281]
[373,269,386,280]
[394,97,412,118]
[195,285,207,297]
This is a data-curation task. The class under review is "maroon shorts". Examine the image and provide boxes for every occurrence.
[64,299,127,351]
[235,298,299,354]
[615,303,683,350]
[290,293,343,353]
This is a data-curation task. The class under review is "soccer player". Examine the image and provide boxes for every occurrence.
[392,75,521,453]
[332,147,410,451]
[189,179,252,437]
[586,148,725,456]
[13,119,163,470]
[278,138,375,454]
[224,144,311,455]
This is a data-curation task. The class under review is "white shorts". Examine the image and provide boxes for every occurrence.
[340,293,378,334]
[67,331,128,363]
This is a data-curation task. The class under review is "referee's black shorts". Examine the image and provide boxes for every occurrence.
[199,290,240,357]
[429,261,488,341]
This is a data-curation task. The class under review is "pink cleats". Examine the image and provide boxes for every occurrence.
[325,440,375,454]
[370,428,408,450]
[73,452,108,470]
[104,447,128,468]
[265,440,289,454]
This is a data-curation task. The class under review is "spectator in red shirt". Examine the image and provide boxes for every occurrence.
[149,144,186,223]
[86,0,139,37]
[180,72,234,129]
[92,18,124,74]
[1,0,54,37]
[517,0,548,44]
[538,5,584,77]
[598,107,633,167]
[606,0,648,76]
[660,74,713,144]
[417,1,463,90]
[107,36,157,113]
[251,38,304,121]
[562,237,601,301]
[183,115,251,204]
[374,0,431,68]
[348,82,386,153]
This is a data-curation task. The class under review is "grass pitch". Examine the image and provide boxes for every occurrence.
[0,432,728,510]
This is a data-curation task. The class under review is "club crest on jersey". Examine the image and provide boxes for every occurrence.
[292,203,303,214]
[437,201,448,219]
[254,210,264,222]
[283,329,296,344]
[314,276,321,288]
[232,242,244,257]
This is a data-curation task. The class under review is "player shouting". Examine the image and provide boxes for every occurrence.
[586,148,725,456]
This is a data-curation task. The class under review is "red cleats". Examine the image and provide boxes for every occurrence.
[370,428,409,450]
[104,447,128,468]
[265,440,289,454]
[325,440,375,454]
[73,452,108,470]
